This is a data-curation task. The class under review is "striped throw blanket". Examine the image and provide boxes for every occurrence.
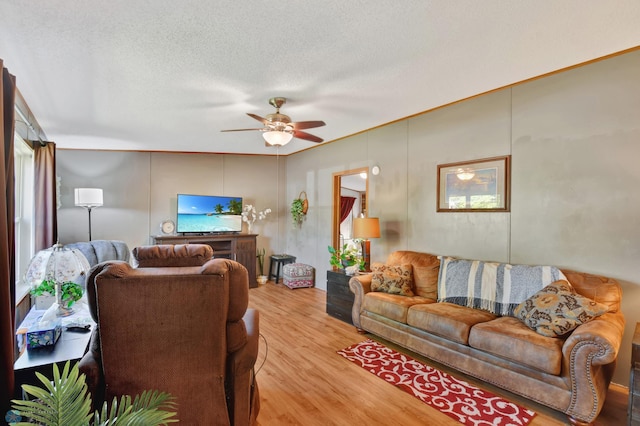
[437,256,567,316]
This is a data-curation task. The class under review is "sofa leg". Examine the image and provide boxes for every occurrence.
[567,415,592,426]
[356,327,367,334]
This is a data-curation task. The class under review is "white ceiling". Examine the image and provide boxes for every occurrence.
[1,2,639,155]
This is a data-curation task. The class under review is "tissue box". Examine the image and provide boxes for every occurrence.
[27,320,62,349]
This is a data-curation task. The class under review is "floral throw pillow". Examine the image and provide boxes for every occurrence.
[371,263,415,297]
[513,280,609,337]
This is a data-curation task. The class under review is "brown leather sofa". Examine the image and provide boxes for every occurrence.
[349,251,624,425]
[79,244,260,425]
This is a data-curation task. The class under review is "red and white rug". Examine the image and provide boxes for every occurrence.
[338,339,536,425]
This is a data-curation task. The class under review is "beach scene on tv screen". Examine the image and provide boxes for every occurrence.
[177,195,242,232]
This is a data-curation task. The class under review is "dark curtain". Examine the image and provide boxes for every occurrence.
[0,59,17,416]
[339,196,356,224]
[33,142,57,251]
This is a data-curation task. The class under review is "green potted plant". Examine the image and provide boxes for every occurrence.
[328,244,365,271]
[30,279,56,310]
[9,361,177,425]
[30,280,84,311]
[256,248,267,285]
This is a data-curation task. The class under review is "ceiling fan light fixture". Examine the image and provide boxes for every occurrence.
[263,130,294,146]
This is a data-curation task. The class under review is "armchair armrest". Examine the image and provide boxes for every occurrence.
[349,274,372,330]
[561,311,625,423]
[227,308,260,425]
[77,330,105,410]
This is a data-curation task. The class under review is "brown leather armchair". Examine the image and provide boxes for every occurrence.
[78,244,260,425]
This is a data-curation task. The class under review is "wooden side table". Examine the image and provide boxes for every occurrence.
[14,327,92,398]
[326,270,355,324]
[629,322,640,425]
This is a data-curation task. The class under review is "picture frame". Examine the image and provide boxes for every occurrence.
[437,155,511,212]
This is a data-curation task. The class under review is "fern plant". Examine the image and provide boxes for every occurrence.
[291,198,305,226]
[10,361,177,426]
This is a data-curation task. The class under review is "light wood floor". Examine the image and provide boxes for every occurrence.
[248,281,628,425]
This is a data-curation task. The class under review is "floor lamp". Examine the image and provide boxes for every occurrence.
[74,188,103,241]
[353,217,380,272]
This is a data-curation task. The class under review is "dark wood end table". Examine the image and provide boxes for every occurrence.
[326,270,356,324]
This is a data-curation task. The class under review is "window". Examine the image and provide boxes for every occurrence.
[14,133,34,303]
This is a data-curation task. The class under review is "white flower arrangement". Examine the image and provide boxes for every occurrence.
[241,204,271,233]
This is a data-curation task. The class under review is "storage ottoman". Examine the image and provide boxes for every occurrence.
[283,263,315,289]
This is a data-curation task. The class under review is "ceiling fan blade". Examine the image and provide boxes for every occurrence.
[293,130,323,143]
[220,128,264,132]
[291,120,326,130]
[247,113,269,125]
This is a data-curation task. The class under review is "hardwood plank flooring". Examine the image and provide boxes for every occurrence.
[248,281,628,425]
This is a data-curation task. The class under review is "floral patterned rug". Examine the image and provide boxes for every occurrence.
[338,339,536,425]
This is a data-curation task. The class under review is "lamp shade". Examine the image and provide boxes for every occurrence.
[353,217,380,239]
[263,130,294,146]
[24,244,91,288]
[74,188,103,207]
[25,243,91,316]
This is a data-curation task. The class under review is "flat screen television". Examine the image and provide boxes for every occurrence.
[176,194,243,234]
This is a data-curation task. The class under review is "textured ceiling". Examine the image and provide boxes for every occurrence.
[1,1,639,155]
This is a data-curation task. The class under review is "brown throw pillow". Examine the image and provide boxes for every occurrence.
[371,263,415,297]
[514,280,609,337]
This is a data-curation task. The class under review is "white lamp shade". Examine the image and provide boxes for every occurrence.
[75,188,103,207]
[353,217,381,239]
[24,244,91,288]
[263,130,294,146]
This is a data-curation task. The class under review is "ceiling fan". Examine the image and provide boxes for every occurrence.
[221,97,326,146]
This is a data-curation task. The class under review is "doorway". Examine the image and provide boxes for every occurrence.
[332,167,369,251]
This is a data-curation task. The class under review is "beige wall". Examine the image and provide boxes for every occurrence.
[57,152,286,264]
[284,49,640,386]
[57,49,640,386]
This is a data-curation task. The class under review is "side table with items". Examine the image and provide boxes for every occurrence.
[326,270,359,324]
[14,303,94,398]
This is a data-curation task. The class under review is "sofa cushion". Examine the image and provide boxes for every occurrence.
[407,302,497,345]
[371,263,415,297]
[513,280,609,337]
[386,251,440,299]
[362,292,432,324]
[561,270,622,313]
[469,316,565,375]
[437,256,567,316]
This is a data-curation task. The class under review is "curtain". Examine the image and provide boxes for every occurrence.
[0,59,17,416]
[339,196,356,224]
[33,142,57,251]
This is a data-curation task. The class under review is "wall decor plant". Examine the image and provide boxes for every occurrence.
[291,191,308,226]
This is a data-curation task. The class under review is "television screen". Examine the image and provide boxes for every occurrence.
[176,194,243,233]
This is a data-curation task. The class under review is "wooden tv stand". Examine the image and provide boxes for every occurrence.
[151,234,257,288]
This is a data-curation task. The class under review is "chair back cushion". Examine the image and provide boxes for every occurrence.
[133,244,213,267]
[91,257,246,424]
[386,251,440,300]
[65,240,130,266]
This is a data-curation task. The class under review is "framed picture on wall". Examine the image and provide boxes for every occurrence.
[437,155,511,212]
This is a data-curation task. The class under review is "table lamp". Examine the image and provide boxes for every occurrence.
[24,243,91,316]
[353,217,380,272]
